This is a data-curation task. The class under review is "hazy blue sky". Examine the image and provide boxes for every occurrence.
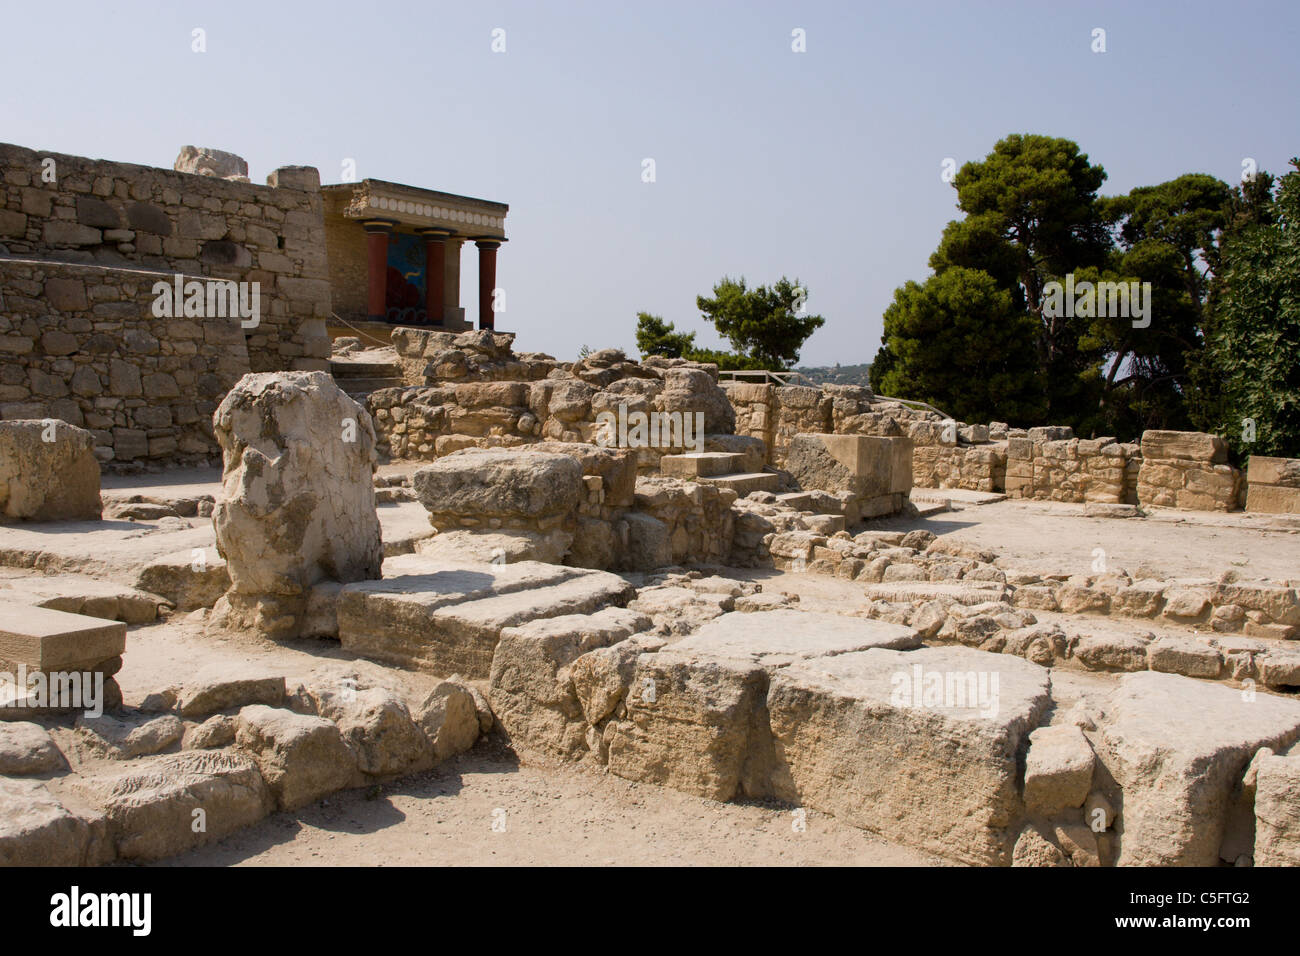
[3,0,1296,365]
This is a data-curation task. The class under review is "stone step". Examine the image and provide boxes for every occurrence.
[0,601,126,671]
[337,557,635,679]
[660,452,746,479]
[696,472,783,496]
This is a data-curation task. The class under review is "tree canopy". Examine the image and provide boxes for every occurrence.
[636,276,824,370]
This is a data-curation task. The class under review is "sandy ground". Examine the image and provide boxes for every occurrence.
[158,742,943,867]
[877,498,1300,583]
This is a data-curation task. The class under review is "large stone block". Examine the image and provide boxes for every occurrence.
[0,602,125,672]
[1254,753,1300,866]
[785,433,913,499]
[765,646,1050,865]
[1140,430,1228,463]
[211,371,382,639]
[89,750,272,860]
[235,705,359,810]
[1096,672,1300,866]
[0,420,102,521]
[413,448,583,526]
[605,611,923,802]
[489,607,650,759]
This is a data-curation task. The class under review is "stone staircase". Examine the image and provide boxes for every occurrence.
[329,357,405,399]
[659,452,782,497]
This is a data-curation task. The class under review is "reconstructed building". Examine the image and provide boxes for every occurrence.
[0,142,508,466]
[322,179,507,331]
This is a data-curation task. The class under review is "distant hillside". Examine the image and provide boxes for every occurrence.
[791,363,873,387]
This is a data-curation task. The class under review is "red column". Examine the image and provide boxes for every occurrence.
[362,220,395,321]
[475,239,502,330]
[419,228,451,325]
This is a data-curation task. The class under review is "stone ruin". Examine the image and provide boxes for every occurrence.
[1,351,1298,869]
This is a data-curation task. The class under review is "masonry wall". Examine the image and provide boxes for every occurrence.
[0,258,250,466]
[0,142,331,374]
[723,381,1249,512]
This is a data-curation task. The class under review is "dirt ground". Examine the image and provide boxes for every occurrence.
[158,743,943,867]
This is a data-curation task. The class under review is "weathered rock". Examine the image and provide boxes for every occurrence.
[1012,823,1070,867]
[174,145,249,180]
[90,749,271,860]
[0,721,64,774]
[75,712,184,759]
[183,714,237,750]
[1023,724,1095,814]
[313,687,431,778]
[413,448,583,526]
[764,646,1051,865]
[0,778,100,865]
[569,633,667,726]
[134,547,230,611]
[656,367,735,435]
[1096,672,1300,866]
[606,652,770,801]
[1071,632,1151,672]
[489,607,650,759]
[235,705,358,810]
[177,676,287,719]
[413,680,481,761]
[667,609,920,666]
[0,420,101,521]
[212,372,383,639]
[1253,753,1300,866]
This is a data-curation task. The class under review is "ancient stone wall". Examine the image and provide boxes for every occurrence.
[724,381,1246,512]
[370,335,738,473]
[1247,456,1300,514]
[0,258,250,466]
[1138,430,1240,511]
[0,142,332,374]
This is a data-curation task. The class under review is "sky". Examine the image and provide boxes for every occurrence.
[3,0,1297,366]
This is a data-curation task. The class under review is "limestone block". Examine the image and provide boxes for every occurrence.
[235,705,359,810]
[1141,430,1228,463]
[88,750,272,860]
[0,602,125,672]
[489,607,650,759]
[766,646,1051,865]
[0,420,102,521]
[1096,672,1300,865]
[212,371,382,638]
[1254,753,1300,866]
[413,448,583,526]
[1024,725,1095,814]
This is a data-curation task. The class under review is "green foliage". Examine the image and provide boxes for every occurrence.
[1189,160,1300,459]
[883,133,1262,440]
[695,276,825,369]
[636,276,824,370]
[871,268,1047,424]
[634,313,696,358]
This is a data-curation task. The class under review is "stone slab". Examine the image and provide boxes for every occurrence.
[0,601,125,671]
